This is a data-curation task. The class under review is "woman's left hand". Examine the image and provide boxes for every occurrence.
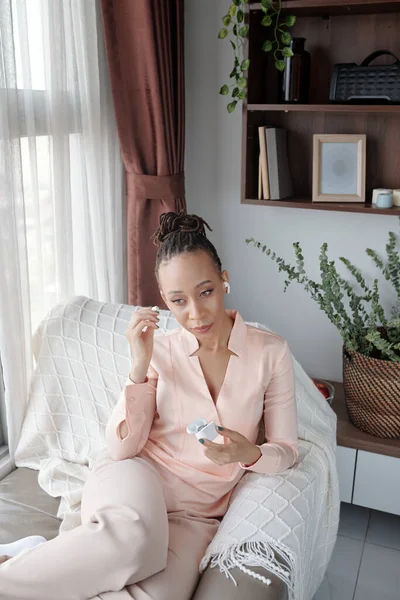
[200,426,262,466]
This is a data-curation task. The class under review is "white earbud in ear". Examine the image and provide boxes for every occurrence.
[224,282,231,294]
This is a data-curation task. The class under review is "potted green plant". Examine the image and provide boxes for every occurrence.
[246,223,400,438]
[218,0,296,112]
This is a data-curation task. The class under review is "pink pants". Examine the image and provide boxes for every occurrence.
[0,449,220,600]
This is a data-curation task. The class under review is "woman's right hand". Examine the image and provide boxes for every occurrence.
[125,308,159,382]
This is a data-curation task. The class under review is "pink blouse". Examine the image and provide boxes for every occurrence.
[106,310,298,518]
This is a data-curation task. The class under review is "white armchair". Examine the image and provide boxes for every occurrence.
[8,296,339,600]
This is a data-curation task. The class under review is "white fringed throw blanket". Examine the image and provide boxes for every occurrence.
[15,297,339,600]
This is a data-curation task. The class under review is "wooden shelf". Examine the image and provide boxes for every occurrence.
[330,382,400,458]
[242,2,400,210]
[250,0,400,16]
[248,104,400,113]
[242,198,400,215]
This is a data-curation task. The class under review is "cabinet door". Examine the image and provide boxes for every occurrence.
[336,446,356,503]
[353,450,400,516]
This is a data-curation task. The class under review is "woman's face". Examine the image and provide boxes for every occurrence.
[158,250,229,337]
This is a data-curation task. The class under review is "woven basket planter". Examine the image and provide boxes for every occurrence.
[343,347,400,438]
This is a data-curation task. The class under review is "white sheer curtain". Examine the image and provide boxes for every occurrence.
[0,0,125,462]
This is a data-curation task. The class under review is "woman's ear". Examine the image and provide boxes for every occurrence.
[159,289,169,306]
[221,269,229,283]
[159,289,169,311]
[221,270,230,291]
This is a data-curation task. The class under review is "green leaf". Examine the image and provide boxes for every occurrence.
[238,89,246,99]
[261,15,272,26]
[234,56,239,67]
[220,84,229,96]
[282,47,294,58]
[227,101,238,113]
[228,4,237,17]
[241,58,250,71]
[281,31,292,45]
[285,15,296,27]
[233,24,238,36]
[238,76,247,88]
[275,60,285,71]
[261,0,273,7]
[239,25,249,37]
[262,40,273,52]
[232,0,241,5]
[229,67,238,78]
[218,28,228,39]
[237,9,244,23]
[232,87,239,97]
[230,40,236,50]
[222,15,231,26]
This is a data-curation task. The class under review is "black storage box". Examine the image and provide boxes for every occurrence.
[329,50,400,104]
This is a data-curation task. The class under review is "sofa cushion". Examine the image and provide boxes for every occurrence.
[0,467,59,518]
[0,468,60,543]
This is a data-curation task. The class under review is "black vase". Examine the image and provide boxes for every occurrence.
[279,37,311,103]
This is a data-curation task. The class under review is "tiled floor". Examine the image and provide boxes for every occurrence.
[313,503,400,600]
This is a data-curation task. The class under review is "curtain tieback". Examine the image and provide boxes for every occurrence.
[127,172,185,199]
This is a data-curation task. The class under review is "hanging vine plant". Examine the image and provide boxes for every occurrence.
[218,0,296,112]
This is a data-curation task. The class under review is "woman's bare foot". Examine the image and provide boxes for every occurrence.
[0,555,10,564]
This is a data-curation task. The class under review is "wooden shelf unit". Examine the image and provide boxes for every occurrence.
[242,1,400,213]
[330,382,400,459]
[250,0,400,16]
[248,104,400,113]
[243,198,400,214]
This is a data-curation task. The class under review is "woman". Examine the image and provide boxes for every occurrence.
[0,212,298,600]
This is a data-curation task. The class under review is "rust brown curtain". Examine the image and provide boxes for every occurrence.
[101,0,186,306]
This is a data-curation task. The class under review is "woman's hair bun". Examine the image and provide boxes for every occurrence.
[152,211,212,246]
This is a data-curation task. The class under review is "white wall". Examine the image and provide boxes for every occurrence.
[184,0,399,382]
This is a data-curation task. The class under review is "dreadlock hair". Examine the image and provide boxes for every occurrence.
[152,211,222,280]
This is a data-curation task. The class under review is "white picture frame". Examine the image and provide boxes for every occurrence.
[312,134,366,203]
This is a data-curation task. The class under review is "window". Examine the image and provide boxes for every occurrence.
[9,0,73,332]
[4,0,82,331]
[1,0,123,458]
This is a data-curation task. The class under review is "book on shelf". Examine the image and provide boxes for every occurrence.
[258,126,270,200]
[258,126,293,201]
[265,127,294,200]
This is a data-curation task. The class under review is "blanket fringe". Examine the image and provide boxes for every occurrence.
[200,541,297,600]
